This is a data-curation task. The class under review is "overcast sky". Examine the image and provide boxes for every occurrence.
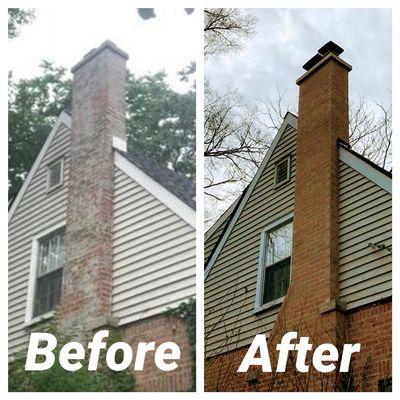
[206,8,392,108]
[8,7,197,91]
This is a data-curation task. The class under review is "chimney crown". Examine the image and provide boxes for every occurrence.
[71,40,129,73]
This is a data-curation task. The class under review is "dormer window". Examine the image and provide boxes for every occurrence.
[274,157,290,187]
[47,159,64,192]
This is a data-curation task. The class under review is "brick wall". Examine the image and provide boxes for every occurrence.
[347,301,392,391]
[204,301,392,392]
[122,313,193,392]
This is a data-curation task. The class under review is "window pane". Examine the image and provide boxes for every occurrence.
[263,258,290,304]
[39,241,49,275]
[266,222,292,265]
[38,231,65,276]
[33,268,62,317]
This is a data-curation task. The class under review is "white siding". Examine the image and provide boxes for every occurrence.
[112,167,196,325]
[204,125,297,357]
[338,161,392,309]
[8,123,70,355]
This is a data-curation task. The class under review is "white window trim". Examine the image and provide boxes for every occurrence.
[274,156,291,188]
[254,212,293,313]
[46,157,65,193]
[24,222,66,326]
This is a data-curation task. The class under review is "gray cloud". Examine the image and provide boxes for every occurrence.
[206,8,392,108]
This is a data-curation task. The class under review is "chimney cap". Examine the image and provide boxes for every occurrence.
[302,53,324,71]
[318,41,344,57]
[302,41,345,71]
[71,40,129,73]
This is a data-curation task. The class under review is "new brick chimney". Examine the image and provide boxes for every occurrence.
[293,41,351,311]
[57,41,129,332]
[268,41,352,388]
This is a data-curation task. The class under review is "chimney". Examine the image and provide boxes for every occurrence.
[292,41,352,307]
[267,43,352,388]
[56,41,128,332]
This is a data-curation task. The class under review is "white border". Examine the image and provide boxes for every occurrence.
[115,151,196,228]
[204,112,297,280]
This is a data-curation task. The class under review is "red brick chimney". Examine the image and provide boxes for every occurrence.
[57,41,128,332]
[293,41,351,310]
[268,42,352,388]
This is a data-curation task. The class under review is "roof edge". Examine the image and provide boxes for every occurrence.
[115,152,196,228]
[338,145,392,194]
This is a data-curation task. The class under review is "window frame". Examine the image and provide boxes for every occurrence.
[254,212,294,313]
[46,157,64,193]
[24,222,66,326]
[274,156,291,188]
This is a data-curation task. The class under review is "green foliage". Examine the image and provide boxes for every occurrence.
[9,327,135,392]
[8,8,35,39]
[165,298,196,391]
[8,61,72,201]
[126,67,196,178]
[8,62,195,202]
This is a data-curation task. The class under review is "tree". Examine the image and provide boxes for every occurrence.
[8,8,35,39]
[204,9,257,58]
[126,66,196,178]
[8,62,72,201]
[9,64,196,202]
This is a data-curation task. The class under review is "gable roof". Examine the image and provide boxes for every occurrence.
[204,112,298,280]
[9,110,196,228]
[117,149,195,210]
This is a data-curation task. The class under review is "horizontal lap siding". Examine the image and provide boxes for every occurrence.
[205,126,297,357]
[204,223,226,264]
[112,168,196,326]
[338,161,392,310]
[8,124,71,356]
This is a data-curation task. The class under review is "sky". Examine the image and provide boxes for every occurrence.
[8,7,197,91]
[206,8,392,108]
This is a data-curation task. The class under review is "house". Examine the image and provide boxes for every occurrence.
[8,40,196,392]
[204,42,392,392]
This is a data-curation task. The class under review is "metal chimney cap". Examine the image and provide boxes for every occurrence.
[318,41,344,57]
[302,53,324,71]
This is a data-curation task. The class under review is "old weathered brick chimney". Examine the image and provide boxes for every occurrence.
[269,41,352,388]
[57,41,128,332]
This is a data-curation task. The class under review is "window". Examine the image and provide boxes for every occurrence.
[255,214,293,311]
[33,229,65,317]
[47,159,64,191]
[274,157,290,187]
